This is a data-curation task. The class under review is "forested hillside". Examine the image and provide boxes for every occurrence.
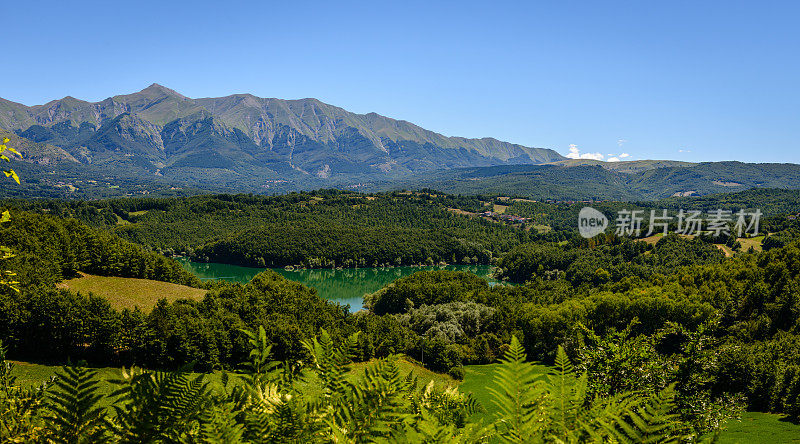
[2,191,536,268]
[6,209,800,432]
[4,188,798,268]
[0,210,198,288]
[488,187,800,234]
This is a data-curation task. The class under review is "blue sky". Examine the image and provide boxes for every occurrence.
[1,0,798,163]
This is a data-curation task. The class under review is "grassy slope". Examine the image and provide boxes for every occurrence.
[9,361,230,409]
[492,204,509,214]
[9,356,453,408]
[719,412,800,444]
[460,362,551,422]
[348,358,454,388]
[738,235,764,252]
[58,273,207,312]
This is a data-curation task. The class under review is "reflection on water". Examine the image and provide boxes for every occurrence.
[176,258,503,312]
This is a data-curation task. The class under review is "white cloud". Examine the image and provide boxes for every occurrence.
[617,139,628,148]
[607,157,621,162]
[619,153,630,158]
[565,144,604,161]
[566,144,580,157]
[678,149,692,153]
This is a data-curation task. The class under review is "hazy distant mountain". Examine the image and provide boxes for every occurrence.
[379,161,800,201]
[0,84,565,181]
[548,159,698,174]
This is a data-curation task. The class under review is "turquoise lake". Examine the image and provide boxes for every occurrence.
[176,259,502,311]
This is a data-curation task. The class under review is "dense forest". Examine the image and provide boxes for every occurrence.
[1,192,534,268]
[4,187,796,270]
[2,188,800,441]
[498,188,800,234]
[0,211,198,289]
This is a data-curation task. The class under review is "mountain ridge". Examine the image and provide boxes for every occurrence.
[0,84,565,181]
[6,84,800,201]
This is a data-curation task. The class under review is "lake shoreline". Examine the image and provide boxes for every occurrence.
[175,258,503,312]
[174,256,495,272]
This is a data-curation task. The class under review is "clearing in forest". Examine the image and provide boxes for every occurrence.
[58,273,207,312]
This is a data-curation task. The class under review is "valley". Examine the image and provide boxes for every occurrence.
[3,182,800,441]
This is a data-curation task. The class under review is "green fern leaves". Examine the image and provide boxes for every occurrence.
[488,335,546,442]
[44,365,106,443]
[107,367,211,442]
[1,332,699,442]
[488,337,687,443]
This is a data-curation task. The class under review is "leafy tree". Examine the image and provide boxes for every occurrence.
[366,270,490,315]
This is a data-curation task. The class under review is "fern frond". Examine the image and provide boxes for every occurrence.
[200,403,246,444]
[108,366,211,442]
[43,365,107,443]
[631,384,682,444]
[487,336,547,443]
[1,341,50,441]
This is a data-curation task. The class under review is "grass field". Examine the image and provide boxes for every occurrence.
[348,357,455,388]
[738,235,764,252]
[532,224,552,233]
[640,233,666,245]
[58,273,207,312]
[460,362,551,422]
[493,204,509,214]
[716,244,734,257]
[719,412,800,443]
[9,360,233,409]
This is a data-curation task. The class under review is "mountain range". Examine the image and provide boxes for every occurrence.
[0,84,564,184]
[3,84,800,200]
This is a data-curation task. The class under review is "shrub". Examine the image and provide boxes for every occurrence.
[448,366,465,381]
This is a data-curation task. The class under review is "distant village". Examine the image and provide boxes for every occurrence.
[479,211,531,224]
